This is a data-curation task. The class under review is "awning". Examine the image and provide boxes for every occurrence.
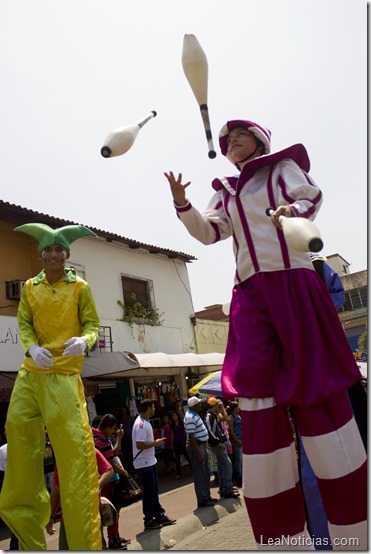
[82,351,139,378]
[0,351,224,388]
[0,352,140,399]
[133,352,224,369]
[93,351,225,379]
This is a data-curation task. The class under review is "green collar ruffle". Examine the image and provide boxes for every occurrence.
[34,267,77,285]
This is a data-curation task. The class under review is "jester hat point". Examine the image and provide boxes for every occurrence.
[15,223,97,253]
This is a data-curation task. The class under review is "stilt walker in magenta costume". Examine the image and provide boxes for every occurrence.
[164,120,367,550]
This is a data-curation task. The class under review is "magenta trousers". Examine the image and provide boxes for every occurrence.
[222,269,361,405]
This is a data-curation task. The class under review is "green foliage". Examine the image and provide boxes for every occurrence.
[358,325,368,354]
[117,294,164,327]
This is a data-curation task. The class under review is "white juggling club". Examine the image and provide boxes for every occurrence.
[182,34,216,159]
[101,111,157,158]
[266,208,324,253]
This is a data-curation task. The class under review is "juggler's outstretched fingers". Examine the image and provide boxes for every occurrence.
[164,171,191,207]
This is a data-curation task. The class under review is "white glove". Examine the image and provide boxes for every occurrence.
[28,345,54,369]
[63,337,87,357]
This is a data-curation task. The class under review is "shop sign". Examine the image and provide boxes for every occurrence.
[0,316,24,371]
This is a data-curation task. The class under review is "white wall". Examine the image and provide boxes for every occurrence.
[195,320,229,354]
[69,237,197,354]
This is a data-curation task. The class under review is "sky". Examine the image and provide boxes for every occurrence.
[0,0,367,312]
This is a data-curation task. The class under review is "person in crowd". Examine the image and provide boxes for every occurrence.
[93,413,131,549]
[164,119,366,548]
[45,448,115,550]
[0,442,7,491]
[0,223,102,550]
[171,411,192,479]
[132,399,177,530]
[227,401,243,488]
[152,422,166,458]
[309,254,345,311]
[193,399,218,485]
[184,397,218,508]
[205,398,239,499]
[44,431,56,492]
[160,415,175,475]
[0,438,19,550]
[217,399,234,463]
[117,407,134,472]
[0,425,6,447]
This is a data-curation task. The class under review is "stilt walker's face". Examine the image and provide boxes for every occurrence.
[40,245,69,271]
[227,128,257,162]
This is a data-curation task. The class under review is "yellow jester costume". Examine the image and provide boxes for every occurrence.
[0,224,102,550]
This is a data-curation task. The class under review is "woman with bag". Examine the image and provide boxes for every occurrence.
[93,414,131,550]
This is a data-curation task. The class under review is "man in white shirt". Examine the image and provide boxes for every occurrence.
[132,399,177,531]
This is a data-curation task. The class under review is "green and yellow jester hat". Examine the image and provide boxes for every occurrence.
[15,223,97,253]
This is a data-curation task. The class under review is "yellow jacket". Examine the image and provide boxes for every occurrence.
[18,268,100,374]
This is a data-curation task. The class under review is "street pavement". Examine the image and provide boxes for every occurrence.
[125,479,256,551]
[0,467,257,551]
[167,503,255,551]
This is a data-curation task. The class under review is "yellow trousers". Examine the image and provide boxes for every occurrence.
[0,369,101,550]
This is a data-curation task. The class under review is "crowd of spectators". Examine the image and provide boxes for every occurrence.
[0,395,252,549]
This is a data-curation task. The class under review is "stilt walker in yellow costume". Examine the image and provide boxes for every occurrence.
[0,223,102,550]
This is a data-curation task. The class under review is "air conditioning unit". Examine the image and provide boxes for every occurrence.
[5,280,26,301]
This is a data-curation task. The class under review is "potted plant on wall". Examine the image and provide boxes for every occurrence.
[117,293,164,328]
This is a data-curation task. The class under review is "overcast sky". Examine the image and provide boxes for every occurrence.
[0,0,366,312]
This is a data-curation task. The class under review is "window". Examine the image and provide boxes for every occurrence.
[359,287,368,307]
[121,275,155,311]
[350,290,362,310]
[68,261,86,280]
[98,326,113,352]
[86,326,113,355]
[340,286,368,312]
[5,280,26,301]
[341,293,352,312]
[119,275,163,327]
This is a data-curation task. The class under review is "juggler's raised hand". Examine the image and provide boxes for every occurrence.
[164,171,191,207]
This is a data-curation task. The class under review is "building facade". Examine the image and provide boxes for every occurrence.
[0,200,217,419]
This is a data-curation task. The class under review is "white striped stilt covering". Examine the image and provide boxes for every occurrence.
[239,392,367,550]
